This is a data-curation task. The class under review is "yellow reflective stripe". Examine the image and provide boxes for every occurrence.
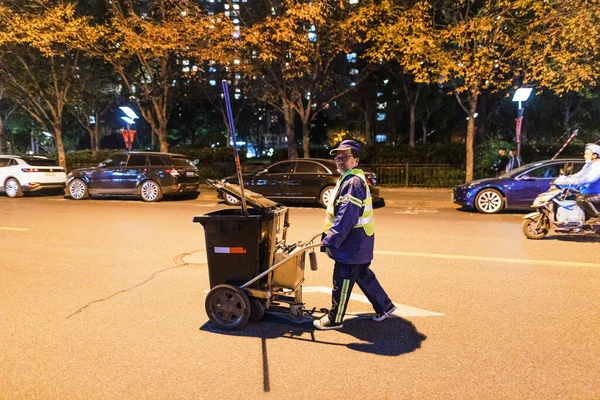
[348,195,363,207]
[335,279,350,323]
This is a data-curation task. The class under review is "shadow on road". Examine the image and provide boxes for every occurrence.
[200,312,426,356]
[200,312,426,392]
[541,234,600,243]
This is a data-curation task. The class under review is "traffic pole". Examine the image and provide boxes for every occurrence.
[222,80,247,215]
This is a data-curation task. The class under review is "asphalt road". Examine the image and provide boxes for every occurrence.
[1,194,599,399]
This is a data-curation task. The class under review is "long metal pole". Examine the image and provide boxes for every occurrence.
[222,80,247,214]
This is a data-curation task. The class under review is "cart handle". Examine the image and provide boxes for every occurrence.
[240,241,322,289]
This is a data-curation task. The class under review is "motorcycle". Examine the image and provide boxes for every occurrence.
[522,185,600,239]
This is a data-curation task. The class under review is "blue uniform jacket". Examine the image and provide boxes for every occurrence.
[322,172,374,264]
[554,160,600,194]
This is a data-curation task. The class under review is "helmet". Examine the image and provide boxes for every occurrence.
[585,143,600,156]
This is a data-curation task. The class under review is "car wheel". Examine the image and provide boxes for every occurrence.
[4,178,23,198]
[68,179,89,200]
[224,192,241,206]
[474,188,504,214]
[140,180,163,202]
[319,186,335,208]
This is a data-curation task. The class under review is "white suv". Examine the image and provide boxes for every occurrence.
[0,155,67,198]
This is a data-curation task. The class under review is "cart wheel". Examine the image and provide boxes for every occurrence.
[249,298,265,321]
[289,304,304,321]
[205,284,251,330]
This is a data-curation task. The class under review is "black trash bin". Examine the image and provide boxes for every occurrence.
[193,208,275,288]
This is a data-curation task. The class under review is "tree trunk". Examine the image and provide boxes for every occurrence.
[283,102,298,159]
[0,116,6,154]
[422,124,427,144]
[158,124,168,153]
[409,104,416,148]
[465,92,479,183]
[222,113,231,147]
[302,119,310,159]
[53,123,66,170]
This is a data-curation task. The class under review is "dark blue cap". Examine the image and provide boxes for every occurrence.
[329,139,360,155]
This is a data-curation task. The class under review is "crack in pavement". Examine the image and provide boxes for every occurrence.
[66,250,207,319]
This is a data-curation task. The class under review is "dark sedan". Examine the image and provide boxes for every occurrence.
[67,151,200,202]
[453,158,584,214]
[219,158,380,207]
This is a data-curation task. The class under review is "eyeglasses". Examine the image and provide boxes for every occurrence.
[334,155,352,163]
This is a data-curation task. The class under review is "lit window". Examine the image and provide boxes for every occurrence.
[233,30,240,39]
[209,80,217,86]
[234,94,241,99]
[235,73,241,79]
[233,4,240,9]
[377,92,383,97]
[233,18,240,24]
[349,0,359,3]
[209,66,216,72]
[377,113,386,121]
[376,134,387,143]
[346,53,357,63]
[234,59,240,65]
[349,68,359,75]
[224,4,229,9]
[224,11,230,16]
[349,81,356,87]
[182,66,190,73]
[377,102,387,109]
[182,59,189,66]
[383,79,389,85]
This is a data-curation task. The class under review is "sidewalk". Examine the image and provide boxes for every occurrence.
[198,184,457,209]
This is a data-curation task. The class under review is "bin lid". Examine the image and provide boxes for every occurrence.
[206,179,281,209]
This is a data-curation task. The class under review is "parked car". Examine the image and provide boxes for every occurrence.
[218,158,380,208]
[453,158,585,214]
[0,155,66,198]
[67,151,200,202]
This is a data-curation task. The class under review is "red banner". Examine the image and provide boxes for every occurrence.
[515,117,523,143]
[121,129,136,150]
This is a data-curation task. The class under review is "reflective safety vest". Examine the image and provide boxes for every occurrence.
[323,168,374,236]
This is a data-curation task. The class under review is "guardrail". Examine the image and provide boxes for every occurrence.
[362,164,465,187]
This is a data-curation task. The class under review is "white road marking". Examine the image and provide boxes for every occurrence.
[303,286,443,317]
[395,207,438,215]
[0,226,30,231]
[374,250,600,269]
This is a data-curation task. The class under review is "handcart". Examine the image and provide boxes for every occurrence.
[193,180,321,330]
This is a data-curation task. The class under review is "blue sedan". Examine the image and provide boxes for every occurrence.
[453,158,584,214]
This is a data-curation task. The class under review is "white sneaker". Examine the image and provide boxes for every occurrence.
[372,305,396,322]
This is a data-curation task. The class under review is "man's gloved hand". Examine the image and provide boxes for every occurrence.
[320,245,326,253]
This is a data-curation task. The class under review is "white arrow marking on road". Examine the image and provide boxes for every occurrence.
[303,286,443,317]
[374,250,600,269]
[0,226,30,231]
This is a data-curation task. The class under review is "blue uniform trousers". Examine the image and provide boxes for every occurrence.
[328,261,393,324]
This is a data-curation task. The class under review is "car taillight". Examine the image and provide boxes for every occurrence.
[21,168,39,172]
[165,169,180,177]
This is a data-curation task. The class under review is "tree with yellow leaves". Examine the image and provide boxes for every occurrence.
[0,0,103,169]
[243,0,367,158]
[101,0,234,153]
[366,0,515,182]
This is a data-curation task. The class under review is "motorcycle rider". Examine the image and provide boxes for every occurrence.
[554,143,600,224]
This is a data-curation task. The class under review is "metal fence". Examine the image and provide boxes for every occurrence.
[362,164,465,187]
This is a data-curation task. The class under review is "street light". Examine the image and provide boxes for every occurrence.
[119,107,139,150]
[512,88,532,157]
